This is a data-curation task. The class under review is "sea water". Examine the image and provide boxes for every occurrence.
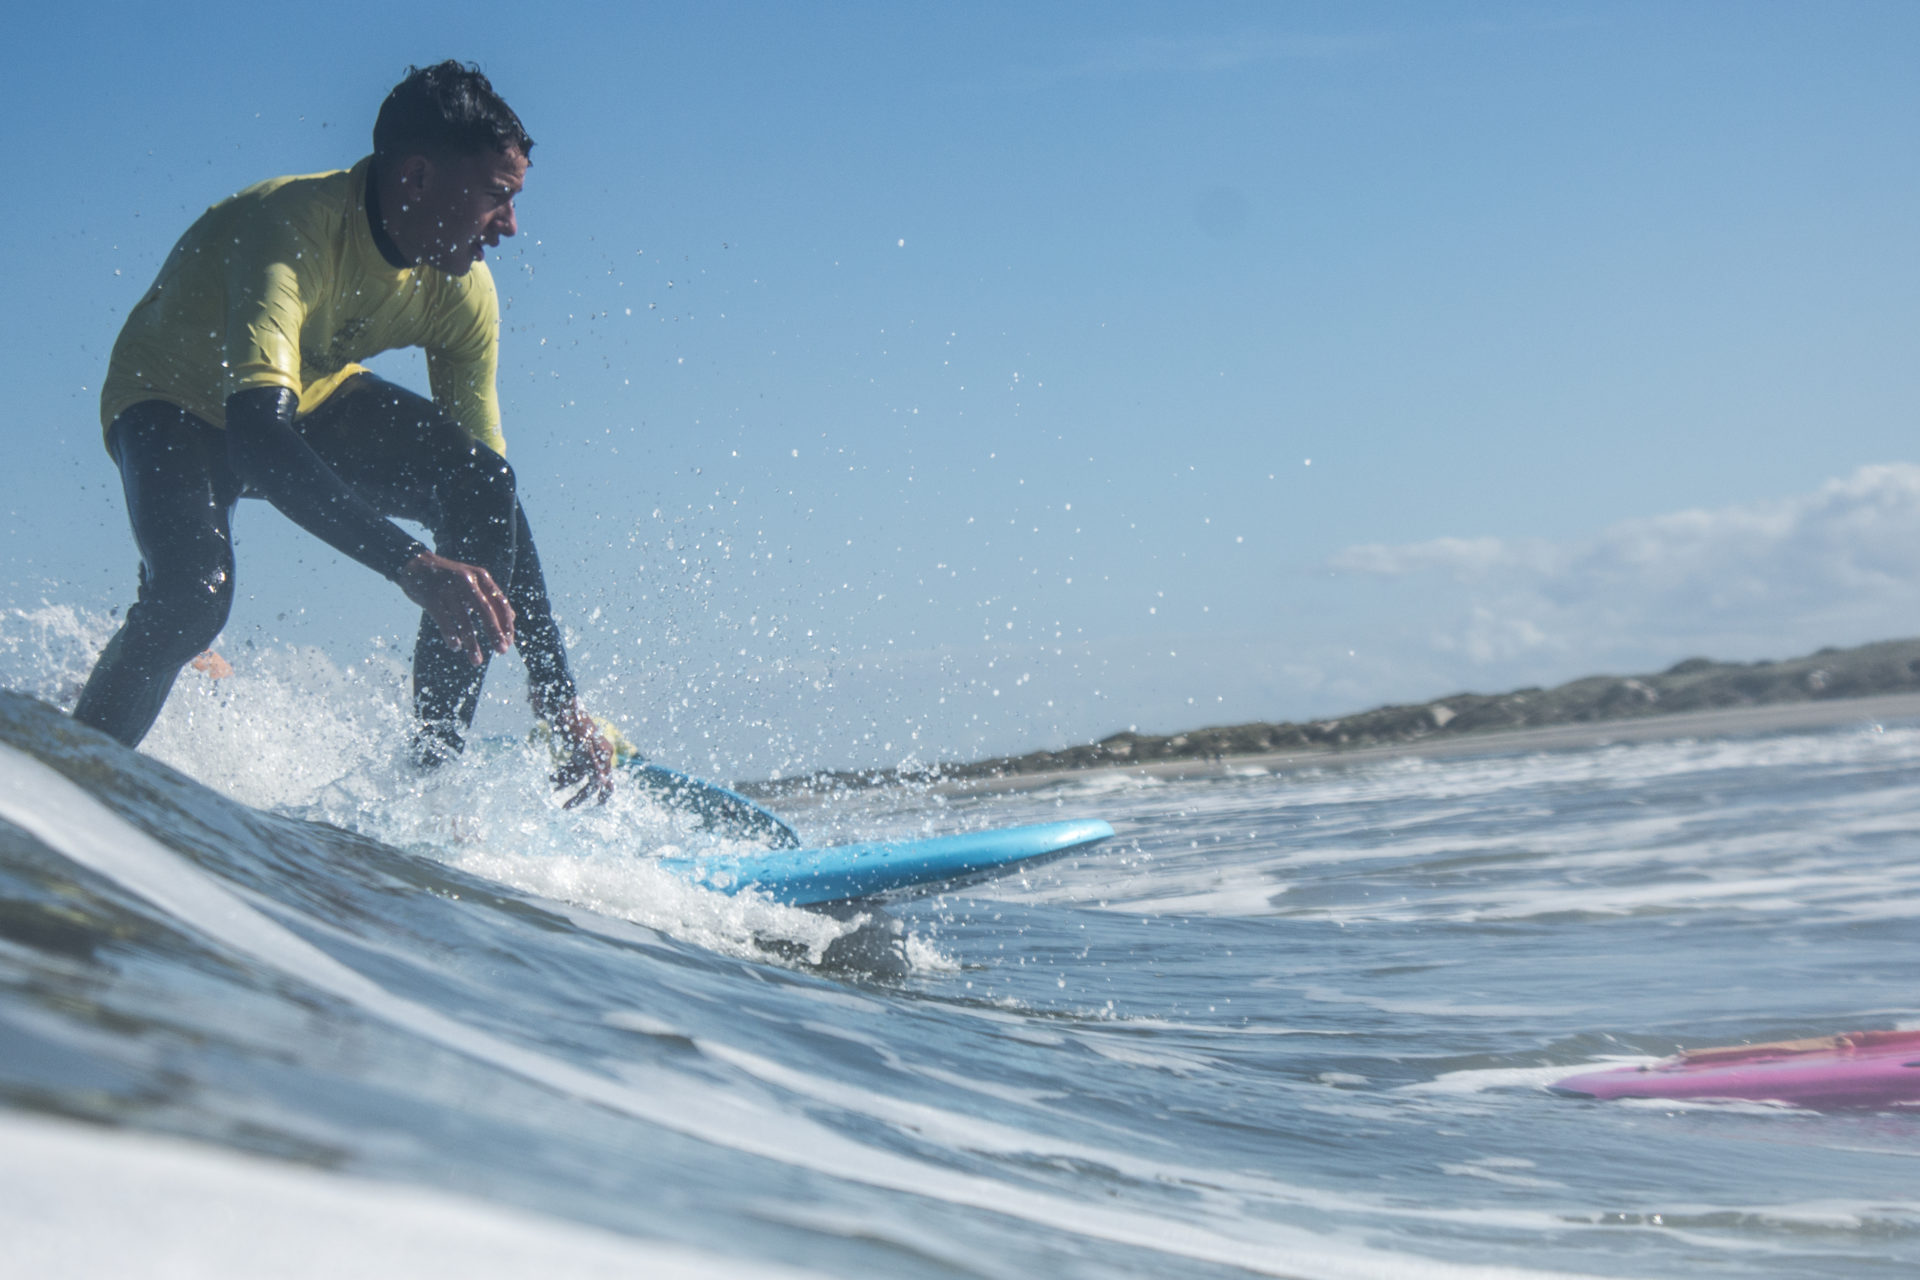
[2,624,1918,1277]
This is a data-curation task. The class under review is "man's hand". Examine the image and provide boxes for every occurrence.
[547,700,616,808]
[395,552,516,666]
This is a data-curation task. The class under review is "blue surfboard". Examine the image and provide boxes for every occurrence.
[659,818,1117,906]
[582,746,1113,905]
[490,736,1115,901]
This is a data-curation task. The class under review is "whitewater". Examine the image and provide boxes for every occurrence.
[2,613,1919,1278]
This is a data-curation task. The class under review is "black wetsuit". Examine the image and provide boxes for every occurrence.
[72,376,577,757]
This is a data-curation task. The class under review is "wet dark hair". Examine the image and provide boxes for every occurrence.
[373,61,533,163]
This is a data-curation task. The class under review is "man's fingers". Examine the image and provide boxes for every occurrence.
[550,710,616,808]
[561,770,612,808]
[562,778,611,809]
[440,611,473,656]
[555,758,610,807]
[427,598,488,667]
[417,562,511,662]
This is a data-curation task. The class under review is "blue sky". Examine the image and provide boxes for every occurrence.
[7,2,1920,775]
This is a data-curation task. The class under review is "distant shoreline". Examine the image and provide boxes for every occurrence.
[933,691,1920,796]
[749,637,1920,798]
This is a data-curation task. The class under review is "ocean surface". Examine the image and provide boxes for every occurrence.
[3,635,1920,1277]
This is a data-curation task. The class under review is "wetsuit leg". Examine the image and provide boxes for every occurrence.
[72,404,241,747]
[295,376,576,758]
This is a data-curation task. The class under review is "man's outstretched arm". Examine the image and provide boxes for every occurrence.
[505,500,614,805]
[223,386,515,665]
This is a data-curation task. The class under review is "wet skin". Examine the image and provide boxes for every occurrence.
[380,145,527,276]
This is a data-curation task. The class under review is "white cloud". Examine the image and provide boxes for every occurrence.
[1331,534,1555,579]
[1330,463,1920,669]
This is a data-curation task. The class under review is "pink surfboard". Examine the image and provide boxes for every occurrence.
[1551,1029,1920,1109]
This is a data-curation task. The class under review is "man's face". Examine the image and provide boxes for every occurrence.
[409,146,527,275]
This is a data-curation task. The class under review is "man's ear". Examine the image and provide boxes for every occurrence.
[395,153,434,202]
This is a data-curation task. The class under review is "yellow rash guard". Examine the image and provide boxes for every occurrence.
[99,157,506,455]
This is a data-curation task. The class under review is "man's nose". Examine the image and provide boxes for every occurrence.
[497,204,518,239]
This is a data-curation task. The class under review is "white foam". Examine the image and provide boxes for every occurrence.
[1097,1016,1355,1038]
[601,1010,688,1038]
[1005,730,1920,924]
[1073,1034,1222,1074]
[1694,1197,1920,1230]
[886,1055,1066,1106]
[0,1111,818,1280]
[449,839,855,965]
[685,1032,1710,1242]
[1611,1096,1807,1115]
[1044,770,1166,796]
[1402,1063,1643,1097]
[1439,1159,1566,1190]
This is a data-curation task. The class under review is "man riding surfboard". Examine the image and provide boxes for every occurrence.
[73,61,615,805]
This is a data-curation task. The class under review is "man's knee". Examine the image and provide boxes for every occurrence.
[454,445,518,545]
[465,443,516,503]
[133,563,236,664]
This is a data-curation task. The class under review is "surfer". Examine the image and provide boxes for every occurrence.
[71,61,615,806]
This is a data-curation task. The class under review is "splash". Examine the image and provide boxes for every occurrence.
[0,606,878,968]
